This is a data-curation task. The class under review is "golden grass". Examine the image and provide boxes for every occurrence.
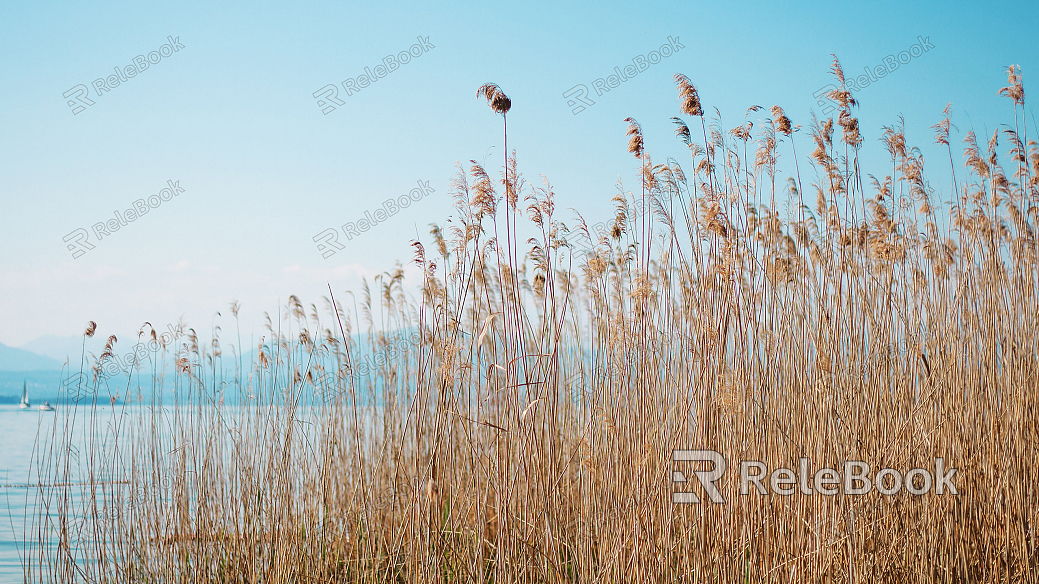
[23,63,1039,583]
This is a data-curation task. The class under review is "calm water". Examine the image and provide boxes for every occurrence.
[0,402,208,582]
[0,405,64,581]
[0,400,347,582]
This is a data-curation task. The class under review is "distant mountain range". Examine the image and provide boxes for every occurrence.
[0,328,419,404]
[18,335,103,366]
[0,342,63,372]
[2,333,147,372]
[1,327,418,378]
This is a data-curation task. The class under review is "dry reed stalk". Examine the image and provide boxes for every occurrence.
[21,65,1039,584]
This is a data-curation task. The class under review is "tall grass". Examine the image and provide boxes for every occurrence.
[25,61,1039,582]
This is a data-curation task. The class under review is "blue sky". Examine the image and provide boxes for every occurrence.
[0,0,1035,348]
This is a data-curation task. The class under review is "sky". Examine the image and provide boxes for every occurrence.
[0,0,1036,349]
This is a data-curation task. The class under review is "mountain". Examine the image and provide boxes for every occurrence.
[0,342,63,371]
[19,335,102,365]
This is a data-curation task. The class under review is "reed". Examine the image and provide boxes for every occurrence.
[23,63,1039,583]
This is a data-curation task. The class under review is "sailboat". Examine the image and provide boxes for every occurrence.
[19,382,30,409]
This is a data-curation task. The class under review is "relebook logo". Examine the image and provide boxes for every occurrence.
[313,36,435,115]
[312,179,435,258]
[62,180,186,258]
[812,35,935,115]
[672,450,958,504]
[562,36,685,115]
[63,36,185,115]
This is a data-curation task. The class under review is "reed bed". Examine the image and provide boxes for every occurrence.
[24,61,1039,583]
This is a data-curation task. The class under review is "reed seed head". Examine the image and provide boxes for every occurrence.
[674,73,703,117]
[624,117,644,158]
[999,64,1025,106]
[771,105,793,136]
[477,83,511,115]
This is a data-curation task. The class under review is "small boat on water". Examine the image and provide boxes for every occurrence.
[19,382,31,409]
[38,401,55,412]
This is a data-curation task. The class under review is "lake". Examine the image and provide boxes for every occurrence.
[0,405,63,581]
